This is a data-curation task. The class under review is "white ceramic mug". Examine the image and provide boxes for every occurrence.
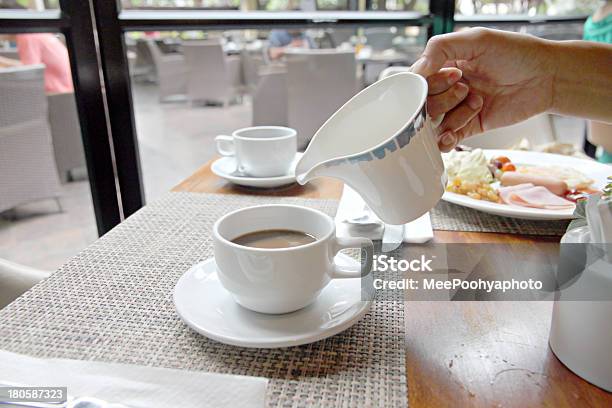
[213,205,374,314]
[215,126,297,178]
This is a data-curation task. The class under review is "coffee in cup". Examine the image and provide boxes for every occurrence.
[232,229,316,249]
[215,126,297,178]
[213,205,373,314]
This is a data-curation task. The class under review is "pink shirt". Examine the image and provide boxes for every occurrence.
[16,33,73,94]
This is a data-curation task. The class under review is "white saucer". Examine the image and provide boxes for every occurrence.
[173,256,372,348]
[211,153,303,188]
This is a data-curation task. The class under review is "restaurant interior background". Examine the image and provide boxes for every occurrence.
[0,0,601,271]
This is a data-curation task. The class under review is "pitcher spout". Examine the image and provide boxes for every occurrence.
[295,162,324,185]
[295,154,348,186]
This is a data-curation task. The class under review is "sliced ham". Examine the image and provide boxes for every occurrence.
[506,186,574,210]
[498,183,534,205]
[500,172,568,196]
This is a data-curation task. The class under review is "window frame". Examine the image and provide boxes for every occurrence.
[0,0,588,235]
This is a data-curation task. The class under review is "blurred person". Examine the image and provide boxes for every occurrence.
[267,29,313,60]
[410,28,612,153]
[584,0,612,163]
[0,2,73,93]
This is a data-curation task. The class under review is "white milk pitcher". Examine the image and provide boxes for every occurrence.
[295,72,446,225]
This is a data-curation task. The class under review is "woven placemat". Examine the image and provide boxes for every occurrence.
[431,200,570,236]
[0,192,407,408]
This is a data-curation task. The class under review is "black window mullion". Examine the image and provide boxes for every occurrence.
[429,0,454,37]
[92,0,145,220]
[59,0,123,235]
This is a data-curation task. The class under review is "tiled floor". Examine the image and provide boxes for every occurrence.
[0,82,588,271]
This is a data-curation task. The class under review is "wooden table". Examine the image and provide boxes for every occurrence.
[173,160,611,407]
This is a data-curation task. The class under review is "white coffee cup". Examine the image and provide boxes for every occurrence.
[215,126,297,178]
[213,205,374,314]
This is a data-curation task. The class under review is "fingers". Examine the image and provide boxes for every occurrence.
[440,93,483,133]
[437,130,458,152]
[411,28,491,77]
[437,93,484,152]
[427,82,469,118]
[438,118,483,152]
[426,67,462,94]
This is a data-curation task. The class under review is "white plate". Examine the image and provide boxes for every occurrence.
[173,256,372,348]
[442,149,611,220]
[211,153,303,188]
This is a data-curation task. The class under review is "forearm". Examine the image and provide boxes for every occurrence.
[549,40,612,123]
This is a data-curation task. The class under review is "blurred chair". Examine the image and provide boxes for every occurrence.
[145,39,187,101]
[252,64,288,127]
[0,65,62,214]
[285,50,357,148]
[327,28,355,48]
[460,114,557,149]
[182,41,242,106]
[132,39,156,82]
[241,49,266,94]
[47,92,86,183]
[364,27,396,51]
[0,258,50,309]
[0,49,19,60]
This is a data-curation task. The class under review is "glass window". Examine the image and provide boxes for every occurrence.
[118,0,430,12]
[121,1,241,10]
[454,21,586,40]
[126,26,425,200]
[378,0,429,12]
[455,0,599,17]
[0,0,59,10]
[0,32,98,270]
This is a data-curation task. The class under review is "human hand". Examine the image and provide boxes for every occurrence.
[422,66,471,127]
[412,28,557,151]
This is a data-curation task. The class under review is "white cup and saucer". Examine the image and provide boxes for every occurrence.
[173,205,374,348]
[211,126,303,188]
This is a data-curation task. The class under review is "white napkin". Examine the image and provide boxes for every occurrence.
[0,349,268,408]
[335,185,433,243]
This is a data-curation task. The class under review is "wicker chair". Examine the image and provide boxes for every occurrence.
[145,39,187,101]
[285,50,357,149]
[0,257,50,309]
[132,39,156,82]
[252,64,288,127]
[0,65,62,214]
[182,41,242,106]
[47,92,86,183]
[240,48,266,95]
